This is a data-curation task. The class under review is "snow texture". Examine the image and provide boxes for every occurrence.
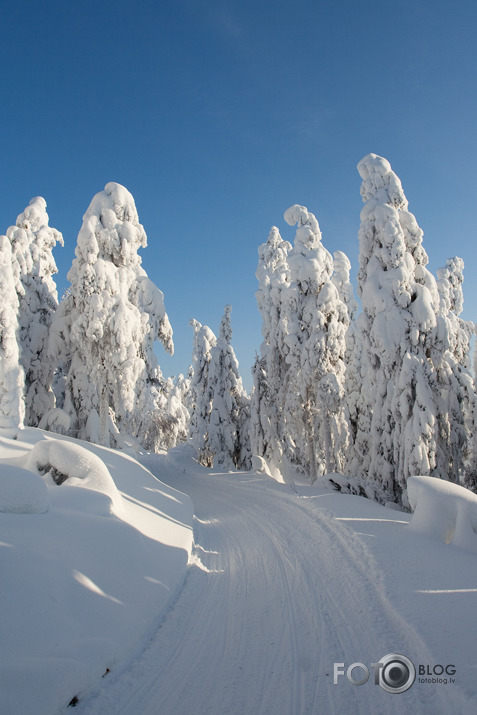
[0,464,49,513]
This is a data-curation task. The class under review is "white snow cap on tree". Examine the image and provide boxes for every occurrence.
[50,182,173,448]
[0,236,25,428]
[331,250,358,320]
[357,153,408,209]
[284,204,332,294]
[6,196,63,426]
[437,257,465,317]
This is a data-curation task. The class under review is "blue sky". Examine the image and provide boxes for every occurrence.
[1,0,476,389]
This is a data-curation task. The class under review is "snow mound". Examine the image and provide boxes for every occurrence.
[408,476,477,553]
[25,438,123,516]
[0,464,49,514]
[38,407,72,435]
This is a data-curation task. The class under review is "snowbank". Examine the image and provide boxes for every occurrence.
[0,428,193,715]
[26,437,124,516]
[408,475,477,553]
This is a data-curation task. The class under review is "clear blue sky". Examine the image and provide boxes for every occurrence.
[1,0,476,389]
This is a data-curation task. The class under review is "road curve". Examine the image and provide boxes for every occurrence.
[75,450,471,714]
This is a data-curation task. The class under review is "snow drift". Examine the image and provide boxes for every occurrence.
[408,475,477,553]
[26,436,124,516]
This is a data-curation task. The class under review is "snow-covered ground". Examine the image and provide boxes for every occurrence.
[1,431,476,714]
[0,428,193,714]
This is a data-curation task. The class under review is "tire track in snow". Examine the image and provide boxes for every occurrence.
[75,459,474,715]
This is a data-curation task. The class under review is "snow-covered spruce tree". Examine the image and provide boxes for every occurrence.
[188,319,217,466]
[162,373,191,449]
[434,257,475,485]
[6,197,63,426]
[281,205,350,479]
[471,328,477,491]
[331,250,361,445]
[251,226,291,472]
[208,305,250,469]
[0,236,25,428]
[49,182,173,448]
[356,154,440,504]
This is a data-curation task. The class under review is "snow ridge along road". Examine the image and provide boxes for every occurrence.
[76,447,473,714]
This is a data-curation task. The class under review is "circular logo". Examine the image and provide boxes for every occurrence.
[377,653,416,693]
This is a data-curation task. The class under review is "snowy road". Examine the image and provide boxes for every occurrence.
[76,449,473,714]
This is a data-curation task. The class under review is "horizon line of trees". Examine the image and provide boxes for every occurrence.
[0,154,475,507]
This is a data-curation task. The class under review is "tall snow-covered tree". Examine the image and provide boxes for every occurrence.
[0,236,24,428]
[251,226,291,472]
[208,305,250,469]
[331,252,359,425]
[434,257,475,484]
[50,182,173,448]
[471,327,477,491]
[356,153,440,504]
[188,318,217,466]
[281,205,350,479]
[6,197,63,426]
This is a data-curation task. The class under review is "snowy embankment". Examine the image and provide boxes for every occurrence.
[0,428,193,715]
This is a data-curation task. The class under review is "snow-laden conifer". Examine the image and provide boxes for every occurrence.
[251,226,291,472]
[281,205,350,479]
[434,257,475,484]
[356,154,439,503]
[331,251,363,468]
[50,182,173,448]
[188,319,217,466]
[161,374,191,450]
[208,306,250,469]
[6,197,63,426]
[0,236,25,428]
